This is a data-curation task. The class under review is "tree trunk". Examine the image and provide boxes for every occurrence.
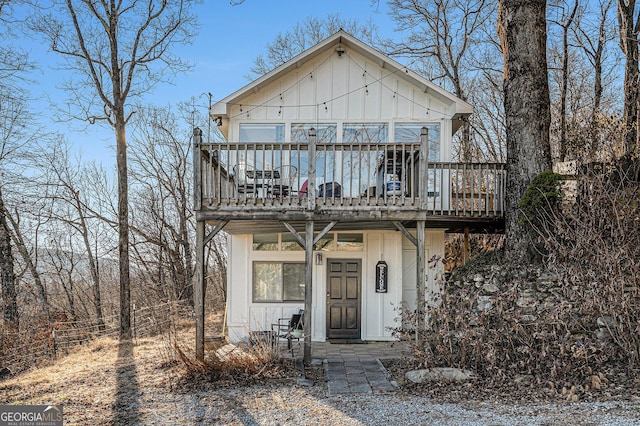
[116,113,131,339]
[591,14,605,159]
[559,1,578,162]
[75,192,105,331]
[4,211,50,323]
[499,0,552,262]
[0,188,18,328]
[618,0,639,156]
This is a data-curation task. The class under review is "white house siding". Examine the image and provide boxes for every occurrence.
[227,234,304,342]
[224,47,452,158]
[361,231,403,340]
[401,230,446,312]
[226,229,444,343]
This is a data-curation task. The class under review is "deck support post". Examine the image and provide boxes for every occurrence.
[307,128,317,210]
[194,220,228,360]
[304,220,315,365]
[416,220,426,345]
[393,220,426,344]
[195,220,205,360]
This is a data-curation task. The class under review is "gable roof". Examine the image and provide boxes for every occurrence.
[211,30,473,134]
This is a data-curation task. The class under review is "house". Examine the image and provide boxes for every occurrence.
[192,30,505,361]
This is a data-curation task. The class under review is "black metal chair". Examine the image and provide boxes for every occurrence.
[271,310,304,355]
[270,165,297,197]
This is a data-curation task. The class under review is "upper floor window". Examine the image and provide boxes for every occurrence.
[238,124,285,170]
[239,124,284,142]
[291,124,338,182]
[343,123,388,143]
[291,124,337,143]
[395,123,441,161]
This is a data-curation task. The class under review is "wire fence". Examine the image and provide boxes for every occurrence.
[0,301,193,375]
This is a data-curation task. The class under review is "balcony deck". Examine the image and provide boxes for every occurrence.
[194,141,506,234]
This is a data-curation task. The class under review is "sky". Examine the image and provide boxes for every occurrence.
[19,1,398,166]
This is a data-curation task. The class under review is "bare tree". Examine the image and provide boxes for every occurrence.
[128,104,198,306]
[0,188,17,327]
[549,0,579,162]
[498,0,552,261]
[574,0,616,121]
[545,0,623,163]
[250,14,377,77]
[38,139,107,330]
[0,0,31,329]
[466,74,506,162]
[617,0,640,157]
[385,0,496,161]
[32,0,199,338]
[45,231,82,322]
[3,203,50,323]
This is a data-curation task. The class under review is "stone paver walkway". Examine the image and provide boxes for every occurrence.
[310,341,409,395]
[324,358,397,394]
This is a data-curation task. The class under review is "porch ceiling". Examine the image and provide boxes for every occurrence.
[203,218,504,235]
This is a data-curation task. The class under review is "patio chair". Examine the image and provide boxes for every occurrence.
[270,165,297,197]
[232,162,256,197]
[271,310,304,355]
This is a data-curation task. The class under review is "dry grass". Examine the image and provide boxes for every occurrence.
[0,335,169,425]
[0,315,297,425]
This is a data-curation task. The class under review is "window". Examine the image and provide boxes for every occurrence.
[395,123,441,196]
[341,124,388,196]
[240,124,285,142]
[253,233,279,251]
[291,124,337,182]
[282,232,304,251]
[394,123,441,161]
[343,123,388,143]
[291,123,336,143]
[315,232,335,251]
[251,232,362,251]
[337,233,363,251]
[252,233,304,251]
[253,262,305,302]
[239,124,285,170]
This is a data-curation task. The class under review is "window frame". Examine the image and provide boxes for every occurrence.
[252,261,305,303]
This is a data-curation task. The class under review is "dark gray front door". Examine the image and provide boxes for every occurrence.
[326,259,361,340]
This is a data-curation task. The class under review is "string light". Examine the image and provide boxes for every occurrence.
[219,51,451,120]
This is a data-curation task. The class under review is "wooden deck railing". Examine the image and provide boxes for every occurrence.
[194,140,505,218]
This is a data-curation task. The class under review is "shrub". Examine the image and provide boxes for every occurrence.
[393,165,639,388]
[518,171,563,229]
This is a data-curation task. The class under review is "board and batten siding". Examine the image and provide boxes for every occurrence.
[226,229,444,342]
[402,230,446,312]
[225,47,452,156]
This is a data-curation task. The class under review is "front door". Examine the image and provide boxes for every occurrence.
[326,259,361,340]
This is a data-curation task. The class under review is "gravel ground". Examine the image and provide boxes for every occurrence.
[147,382,640,425]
